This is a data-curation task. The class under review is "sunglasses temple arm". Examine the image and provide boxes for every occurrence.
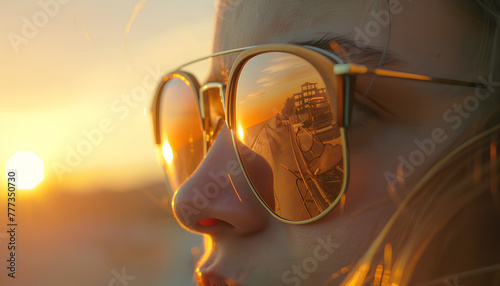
[333,64,487,89]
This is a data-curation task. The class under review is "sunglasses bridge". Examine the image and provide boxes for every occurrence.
[199,82,227,155]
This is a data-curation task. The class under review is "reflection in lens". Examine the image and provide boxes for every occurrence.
[238,125,245,141]
[159,77,203,191]
[235,52,344,221]
[162,139,174,163]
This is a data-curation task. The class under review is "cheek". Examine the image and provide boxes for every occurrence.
[283,210,390,284]
[348,148,388,208]
[343,121,396,213]
[346,114,460,208]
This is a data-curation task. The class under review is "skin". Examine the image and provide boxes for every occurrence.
[171,0,492,285]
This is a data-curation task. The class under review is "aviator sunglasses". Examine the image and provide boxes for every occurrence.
[150,44,484,223]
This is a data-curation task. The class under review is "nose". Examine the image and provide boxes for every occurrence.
[172,126,273,236]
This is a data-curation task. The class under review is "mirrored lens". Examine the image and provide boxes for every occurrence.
[159,76,203,191]
[234,52,345,221]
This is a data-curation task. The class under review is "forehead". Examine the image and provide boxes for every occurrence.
[214,0,364,51]
[209,0,367,82]
[209,0,480,83]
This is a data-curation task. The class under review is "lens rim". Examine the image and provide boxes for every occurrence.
[151,71,202,145]
[225,45,352,224]
[150,71,203,199]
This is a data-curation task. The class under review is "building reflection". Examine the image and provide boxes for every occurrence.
[246,80,345,219]
[284,81,340,141]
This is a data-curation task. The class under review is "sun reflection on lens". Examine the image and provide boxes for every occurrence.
[238,125,244,141]
[162,140,174,163]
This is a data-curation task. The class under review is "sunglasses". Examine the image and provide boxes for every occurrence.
[150,44,484,223]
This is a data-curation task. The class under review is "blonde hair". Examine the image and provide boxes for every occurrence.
[339,125,500,285]
[338,1,500,285]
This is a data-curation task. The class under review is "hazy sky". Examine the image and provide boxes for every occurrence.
[236,52,326,129]
[0,0,217,193]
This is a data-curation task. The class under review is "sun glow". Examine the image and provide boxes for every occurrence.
[6,151,44,189]
[162,140,174,164]
[195,235,214,284]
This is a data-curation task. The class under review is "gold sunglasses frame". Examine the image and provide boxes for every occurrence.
[150,44,485,224]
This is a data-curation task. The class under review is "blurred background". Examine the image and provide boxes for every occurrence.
[0,0,215,284]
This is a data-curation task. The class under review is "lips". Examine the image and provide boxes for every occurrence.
[196,269,243,286]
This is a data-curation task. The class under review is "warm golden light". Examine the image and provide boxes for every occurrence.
[162,141,174,163]
[384,244,392,270]
[195,235,214,284]
[238,125,244,141]
[6,151,44,189]
[374,264,383,286]
[344,263,370,286]
[167,73,191,86]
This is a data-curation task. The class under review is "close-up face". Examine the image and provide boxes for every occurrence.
[157,0,498,285]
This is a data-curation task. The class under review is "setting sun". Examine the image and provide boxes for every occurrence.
[6,151,44,189]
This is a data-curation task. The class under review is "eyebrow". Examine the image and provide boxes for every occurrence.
[291,34,403,66]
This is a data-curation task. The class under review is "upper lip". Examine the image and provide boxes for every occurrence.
[194,237,251,286]
[195,250,247,286]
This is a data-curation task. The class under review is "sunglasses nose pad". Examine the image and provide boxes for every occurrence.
[200,82,227,153]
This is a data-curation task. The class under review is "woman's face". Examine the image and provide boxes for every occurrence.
[172,0,486,285]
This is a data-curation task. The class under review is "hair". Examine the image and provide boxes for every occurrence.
[338,126,500,286]
[338,1,500,285]
[466,0,500,79]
